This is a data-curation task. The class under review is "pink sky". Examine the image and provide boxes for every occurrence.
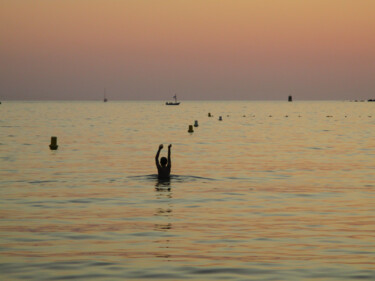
[1,0,374,100]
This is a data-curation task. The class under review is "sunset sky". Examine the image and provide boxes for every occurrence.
[1,0,374,100]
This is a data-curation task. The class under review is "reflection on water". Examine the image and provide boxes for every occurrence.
[155,178,171,191]
[154,187,173,261]
[0,101,375,280]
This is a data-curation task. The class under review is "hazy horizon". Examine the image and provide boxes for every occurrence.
[1,1,374,101]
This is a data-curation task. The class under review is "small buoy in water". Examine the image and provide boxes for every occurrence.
[188,125,194,133]
[218,116,222,121]
[243,115,246,117]
[208,112,212,117]
[49,136,58,150]
[269,115,272,117]
[285,115,288,118]
[194,120,199,127]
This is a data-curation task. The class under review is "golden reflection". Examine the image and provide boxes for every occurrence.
[153,185,173,261]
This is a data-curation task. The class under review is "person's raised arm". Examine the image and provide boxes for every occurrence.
[167,144,172,167]
[155,144,163,168]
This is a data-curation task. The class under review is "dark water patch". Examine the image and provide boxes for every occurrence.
[223,192,245,196]
[68,199,92,204]
[39,261,92,271]
[28,180,59,185]
[89,261,117,267]
[224,176,251,180]
[298,267,375,280]
[254,237,273,241]
[31,204,61,209]
[128,271,185,279]
[0,156,12,161]
[191,267,272,276]
[12,237,46,242]
[51,273,112,280]
[128,174,217,183]
[130,231,157,237]
[54,233,108,241]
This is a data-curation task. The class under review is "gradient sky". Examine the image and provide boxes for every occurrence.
[1,0,374,100]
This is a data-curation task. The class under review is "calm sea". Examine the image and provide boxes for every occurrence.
[0,101,374,280]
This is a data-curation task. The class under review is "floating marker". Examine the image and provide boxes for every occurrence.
[49,136,58,150]
[194,120,199,127]
[288,95,293,102]
[208,112,212,117]
[188,125,194,133]
[218,116,222,121]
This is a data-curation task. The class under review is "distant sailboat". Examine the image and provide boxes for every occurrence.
[103,88,108,102]
[166,94,180,105]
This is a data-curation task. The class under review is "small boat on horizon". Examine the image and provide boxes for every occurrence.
[166,95,180,105]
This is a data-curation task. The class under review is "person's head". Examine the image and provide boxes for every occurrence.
[160,157,168,167]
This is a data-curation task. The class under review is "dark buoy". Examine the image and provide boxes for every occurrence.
[208,112,212,117]
[49,136,58,150]
[288,95,293,102]
[218,116,222,121]
[194,120,199,127]
[188,125,194,133]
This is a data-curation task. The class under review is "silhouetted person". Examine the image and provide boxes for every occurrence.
[155,144,172,180]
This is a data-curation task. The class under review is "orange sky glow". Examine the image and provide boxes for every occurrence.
[1,0,374,100]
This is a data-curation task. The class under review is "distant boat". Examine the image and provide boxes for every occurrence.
[166,95,180,105]
[103,88,108,102]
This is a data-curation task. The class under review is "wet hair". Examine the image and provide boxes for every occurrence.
[160,157,168,166]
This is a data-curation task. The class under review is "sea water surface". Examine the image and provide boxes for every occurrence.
[0,101,374,280]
